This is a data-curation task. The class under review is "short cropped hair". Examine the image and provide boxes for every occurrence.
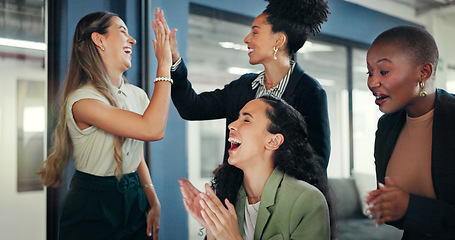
[373,25,439,71]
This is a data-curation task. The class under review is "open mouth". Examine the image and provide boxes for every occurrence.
[374,92,389,105]
[228,136,241,153]
[124,47,132,54]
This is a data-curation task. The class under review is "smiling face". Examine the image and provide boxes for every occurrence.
[227,99,279,170]
[98,16,136,74]
[366,40,422,115]
[243,13,281,65]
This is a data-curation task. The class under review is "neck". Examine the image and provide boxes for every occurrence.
[263,57,291,90]
[407,90,436,118]
[109,74,123,89]
[242,162,274,204]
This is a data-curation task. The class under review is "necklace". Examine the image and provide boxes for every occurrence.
[251,202,260,212]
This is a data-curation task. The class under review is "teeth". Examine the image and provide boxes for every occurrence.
[228,137,241,144]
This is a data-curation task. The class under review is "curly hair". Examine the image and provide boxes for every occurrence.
[211,95,336,238]
[263,0,330,56]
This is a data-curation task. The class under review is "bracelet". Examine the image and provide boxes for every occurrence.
[153,77,173,85]
[142,183,155,190]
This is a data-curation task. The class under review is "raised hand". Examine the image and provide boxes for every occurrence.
[179,178,207,227]
[154,8,180,62]
[152,8,172,72]
[199,184,242,240]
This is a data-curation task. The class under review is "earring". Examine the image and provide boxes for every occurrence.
[100,46,105,51]
[273,46,278,60]
[419,81,427,98]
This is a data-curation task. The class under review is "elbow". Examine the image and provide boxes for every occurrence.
[143,128,166,142]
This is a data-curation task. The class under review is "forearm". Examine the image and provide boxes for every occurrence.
[171,59,228,120]
[137,157,160,208]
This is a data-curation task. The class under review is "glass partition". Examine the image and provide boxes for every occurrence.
[296,40,350,178]
[0,0,46,239]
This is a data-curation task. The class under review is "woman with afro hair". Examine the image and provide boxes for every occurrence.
[159,0,331,172]
[179,95,333,239]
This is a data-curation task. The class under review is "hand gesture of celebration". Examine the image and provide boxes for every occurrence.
[180,95,333,240]
[39,9,173,239]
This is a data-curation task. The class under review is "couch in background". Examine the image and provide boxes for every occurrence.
[329,177,403,240]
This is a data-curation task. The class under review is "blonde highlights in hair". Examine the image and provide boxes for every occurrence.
[39,11,126,186]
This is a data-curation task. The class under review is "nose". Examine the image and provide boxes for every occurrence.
[129,35,136,46]
[367,74,380,91]
[244,32,251,44]
[228,120,238,132]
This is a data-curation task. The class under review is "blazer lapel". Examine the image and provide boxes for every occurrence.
[236,185,247,235]
[281,62,304,100]
[254,169,284,240]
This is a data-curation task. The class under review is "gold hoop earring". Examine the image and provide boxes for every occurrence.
[273,46,278,60]
[419,81,427,98]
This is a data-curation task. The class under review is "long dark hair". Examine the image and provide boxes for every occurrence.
[263,0,329,56]
[211,95,336,238]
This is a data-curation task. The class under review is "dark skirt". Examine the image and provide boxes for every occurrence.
[59,171,151,240]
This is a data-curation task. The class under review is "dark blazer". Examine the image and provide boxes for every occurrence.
[235,168,330,240]
[171,60,330,170]
[374,89,455,239]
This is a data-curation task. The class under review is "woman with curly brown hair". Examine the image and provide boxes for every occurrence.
[160,0,331,171]
[179,95,333,239]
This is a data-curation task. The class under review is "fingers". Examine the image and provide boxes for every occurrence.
[225,199,237,220]
[153,222,160,240]
[147,221,152,237]
[178,178,200,200]
[199,184,228,226]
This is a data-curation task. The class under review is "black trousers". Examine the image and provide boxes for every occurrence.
[59,171,151,240]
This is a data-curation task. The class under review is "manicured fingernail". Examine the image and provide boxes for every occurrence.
[378,183,385,188]
[368,203,375,208]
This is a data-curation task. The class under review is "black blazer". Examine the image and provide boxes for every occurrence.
[374,89,455,239]
[171,60,330,170]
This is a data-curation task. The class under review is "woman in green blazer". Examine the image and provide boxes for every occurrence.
[179,95,333,240]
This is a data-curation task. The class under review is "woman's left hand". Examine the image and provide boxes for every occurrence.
[366,177,410,225]
[147,202,161,240]
[200,184,243,240]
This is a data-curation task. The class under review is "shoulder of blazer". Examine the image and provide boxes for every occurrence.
[284,63,326,101]
[226,72,259,88]
[435,89,455,115]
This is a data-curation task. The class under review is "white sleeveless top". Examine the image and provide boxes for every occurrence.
[66,82,149,176]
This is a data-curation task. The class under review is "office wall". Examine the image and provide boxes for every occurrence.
[46,0,422,239]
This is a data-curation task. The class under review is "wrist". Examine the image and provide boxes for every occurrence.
[154,77,173,84]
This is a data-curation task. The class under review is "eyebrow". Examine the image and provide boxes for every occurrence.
[252,26,260,30]
[240,112,253,118]
[119,26,127,31]
[377,58,392,64]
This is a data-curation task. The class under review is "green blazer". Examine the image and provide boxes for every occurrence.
[235,168,330,240]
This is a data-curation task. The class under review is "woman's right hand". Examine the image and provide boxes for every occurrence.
[152,8,172,73]
[155,8,180,63]
[178,178,207,228]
